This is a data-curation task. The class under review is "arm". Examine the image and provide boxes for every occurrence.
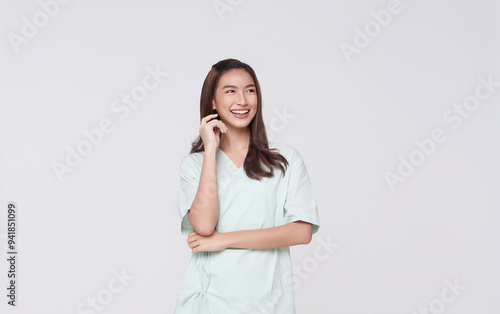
[187,147,219,236]
[225,221,313,249]
[187,221,313,253]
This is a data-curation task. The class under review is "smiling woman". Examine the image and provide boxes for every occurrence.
[211,67,257,138]
[174,58,320,313]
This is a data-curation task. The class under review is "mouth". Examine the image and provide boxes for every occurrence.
[230,109,250,118]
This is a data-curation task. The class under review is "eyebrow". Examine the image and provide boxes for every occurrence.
[221,84,256,89]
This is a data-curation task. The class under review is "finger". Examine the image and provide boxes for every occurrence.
[203,113,218,119]
[189,242,200,249]
[204,120,227,133]
[201,113,219,124]
[209,120,227,132]
[218,121,227,132]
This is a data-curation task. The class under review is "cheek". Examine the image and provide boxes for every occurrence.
[217,97,232,108]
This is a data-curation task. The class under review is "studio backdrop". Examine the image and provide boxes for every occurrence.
[0,0,499,313]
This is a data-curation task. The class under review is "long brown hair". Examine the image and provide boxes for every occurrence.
[189,58,288,181]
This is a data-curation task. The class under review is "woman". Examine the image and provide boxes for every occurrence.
[175,58,320,313]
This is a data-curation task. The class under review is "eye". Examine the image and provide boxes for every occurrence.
[226,90,235,93]
[247,89,255,93]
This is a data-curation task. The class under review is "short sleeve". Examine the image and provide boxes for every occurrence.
[177,155,201,235]
[283,148,320,234]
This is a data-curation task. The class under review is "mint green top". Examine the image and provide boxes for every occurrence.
[175,141,320,313]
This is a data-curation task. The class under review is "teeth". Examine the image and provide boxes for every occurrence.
[231,110,249,114]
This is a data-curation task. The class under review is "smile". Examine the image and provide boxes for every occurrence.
[230,109,250,118]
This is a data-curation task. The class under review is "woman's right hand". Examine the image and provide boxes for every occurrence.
[200,113,227,152]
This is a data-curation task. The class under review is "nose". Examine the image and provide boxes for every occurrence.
[236,90,247,105]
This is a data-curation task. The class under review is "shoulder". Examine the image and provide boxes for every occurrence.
[179,151,204,171]
[268,140,301,161]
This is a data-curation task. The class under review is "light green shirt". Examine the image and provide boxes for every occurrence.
[175,141,320,313]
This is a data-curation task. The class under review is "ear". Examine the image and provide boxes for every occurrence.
[212,99,216,110]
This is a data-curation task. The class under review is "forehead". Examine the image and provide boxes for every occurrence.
[218,68,254,86]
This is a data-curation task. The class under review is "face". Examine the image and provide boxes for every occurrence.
[212,68,258,130]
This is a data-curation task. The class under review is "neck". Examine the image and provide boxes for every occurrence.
[219,127,250,153]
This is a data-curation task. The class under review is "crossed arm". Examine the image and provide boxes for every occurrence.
[186,221,313,253]
[185,149,313,253]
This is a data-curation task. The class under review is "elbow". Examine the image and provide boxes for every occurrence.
[188,209,216,236]
[298,222,313,245]
[302,231,312,244]
[195,226,216,236]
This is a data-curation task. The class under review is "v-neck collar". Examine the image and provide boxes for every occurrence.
[217,148,244,170]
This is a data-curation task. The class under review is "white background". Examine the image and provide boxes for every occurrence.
[0,0,499,313]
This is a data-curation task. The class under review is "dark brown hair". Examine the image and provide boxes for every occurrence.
[189,58,288,181]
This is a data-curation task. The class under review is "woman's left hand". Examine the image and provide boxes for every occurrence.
[187,230,227,253]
